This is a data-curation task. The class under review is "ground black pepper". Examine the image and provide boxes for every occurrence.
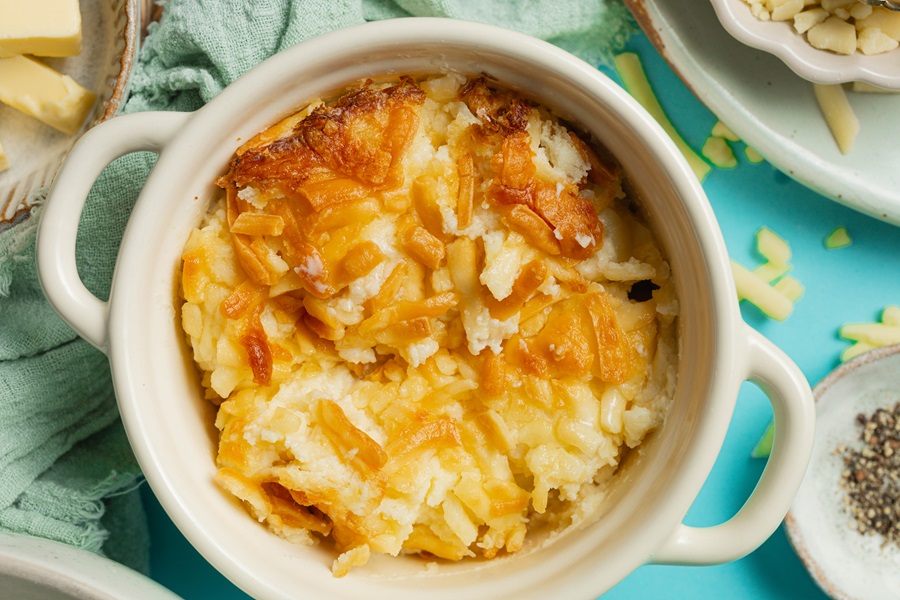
[837,402,900,547]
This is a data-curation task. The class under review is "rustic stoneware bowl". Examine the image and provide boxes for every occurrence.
[36,18,816,600]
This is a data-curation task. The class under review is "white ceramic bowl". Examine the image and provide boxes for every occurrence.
[36,18,816,600]
[710,0,900,88]
[785,345,900,600]
[0,532,180,599]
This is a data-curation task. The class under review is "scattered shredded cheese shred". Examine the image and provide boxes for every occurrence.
[614,52,711,182]
[732,227,802,322]
[813,84,860,155]
[840,306,900,362]
[701,136,737,169]
[825,226,852,249]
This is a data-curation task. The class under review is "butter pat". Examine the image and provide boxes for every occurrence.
[0,55,96,135]
[0,139,9,173]
[0,0,82,58]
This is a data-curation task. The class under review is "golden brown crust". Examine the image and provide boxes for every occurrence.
[460,76,531,137]
[218,79,426,290]
[461,78,604,259]
[227,78,426,192]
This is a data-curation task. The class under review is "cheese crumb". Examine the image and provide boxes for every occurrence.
[744,0,900,55]
[701,136,738,169]
[711,120,740,142]
[745,146,765,163]
[824,226,852,249]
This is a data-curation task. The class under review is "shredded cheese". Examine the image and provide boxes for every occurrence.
[756,227,792,265]
[745,146,765,163]
[742,0,900,55]
[711,120,740,142]
[840,306,900,361]
[701,136,738,169]
[732,260,794,321]
[851,81,899,93]
[773,276,805,303]
[732,227,801,322]
[753,261,791,284]
[840,323,900,346]
[614,53,711,182]
[824,226,851,249]
[751,421,775,458]
[813,84,860,155]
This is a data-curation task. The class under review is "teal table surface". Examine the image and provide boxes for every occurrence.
[143,29,900,600]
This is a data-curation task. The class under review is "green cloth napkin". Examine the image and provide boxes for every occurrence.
[0,0,635,578]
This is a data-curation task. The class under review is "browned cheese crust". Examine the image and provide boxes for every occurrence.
[179,74,678,576]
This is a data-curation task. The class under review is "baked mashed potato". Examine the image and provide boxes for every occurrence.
[180,74,678,576]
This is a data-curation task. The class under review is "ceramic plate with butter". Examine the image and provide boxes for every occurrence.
[624,0,900,225]
[784,345,900,600]
[0,0,138,227]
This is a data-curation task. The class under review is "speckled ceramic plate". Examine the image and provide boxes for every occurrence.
[624,0,900,225]
[0,0,138,228]
[784,345,900,600]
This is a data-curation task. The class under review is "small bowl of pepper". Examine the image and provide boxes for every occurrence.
[785,344,900,600]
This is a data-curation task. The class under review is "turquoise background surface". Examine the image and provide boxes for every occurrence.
[142,29,900,600]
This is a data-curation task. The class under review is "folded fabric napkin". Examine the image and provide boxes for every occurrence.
[0,0,635,576]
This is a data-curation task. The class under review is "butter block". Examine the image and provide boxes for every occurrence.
[0,139,9,173]
[0,55,96,135]
[0,0,82,58]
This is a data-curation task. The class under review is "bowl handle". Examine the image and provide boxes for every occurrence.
[650,326,815,565]
[36,112,192,354]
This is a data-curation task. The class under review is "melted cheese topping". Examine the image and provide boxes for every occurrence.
[180,74,678,576]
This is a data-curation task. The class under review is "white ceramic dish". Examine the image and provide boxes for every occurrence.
[784,345,900,600]
[625,0,900,225]
[35,19,815,600]
[0,0,138,228]
[0,531,180,599]
[709,0,900,88]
